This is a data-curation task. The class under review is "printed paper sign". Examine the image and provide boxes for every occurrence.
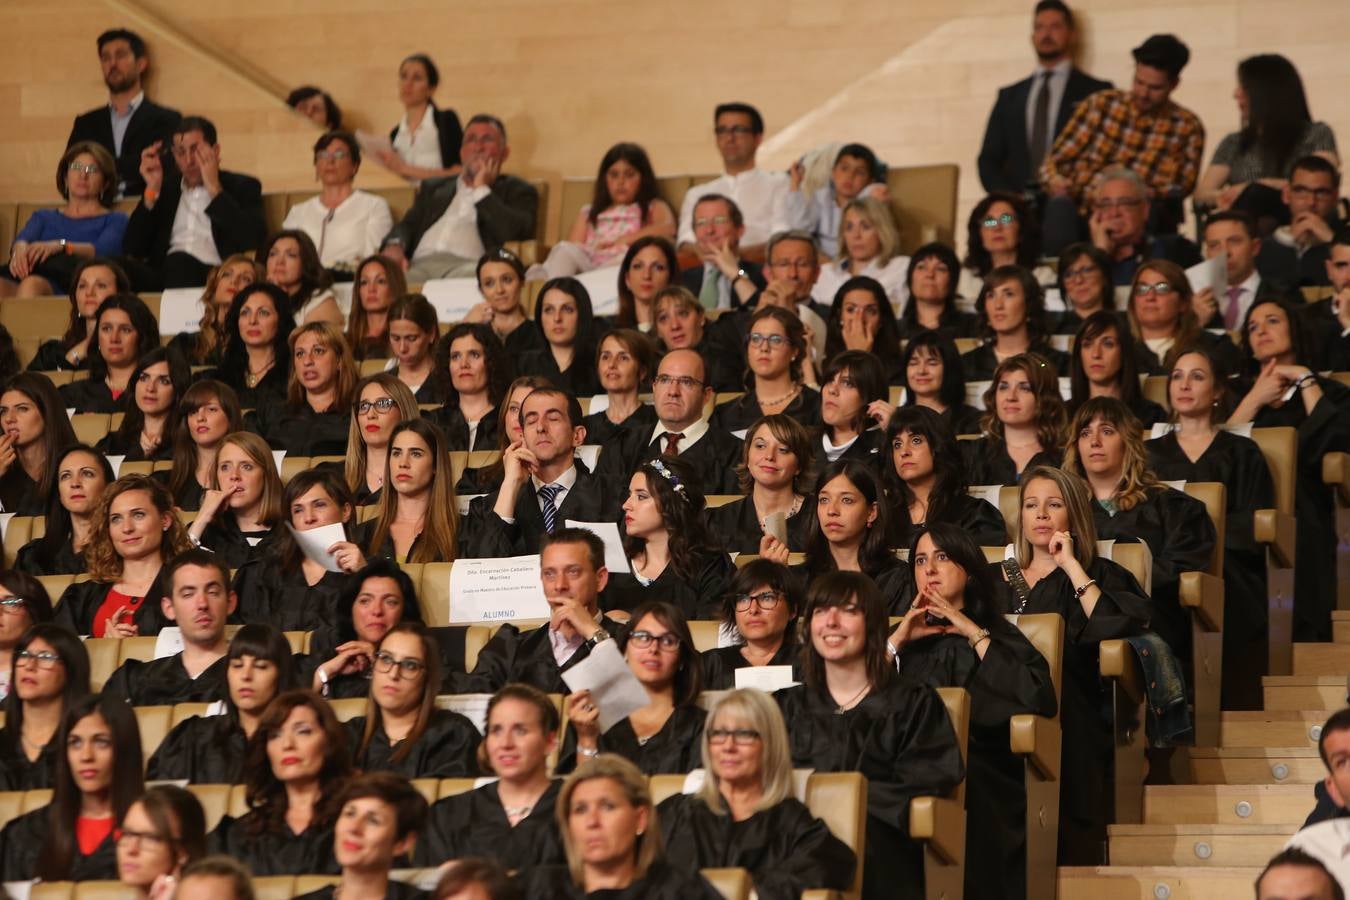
[561,638,648,732]
[158,288,205,335]
[448,555,551,624]
[422,278,485,323]
[565,520,631,574]
[734,665,797,692]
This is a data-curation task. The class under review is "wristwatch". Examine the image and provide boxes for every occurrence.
[58,239,68,254]
[731,267,747,286]
[586,628,611,648]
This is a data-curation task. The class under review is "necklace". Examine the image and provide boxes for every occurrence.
[758,495,804,529]
[758,384,801,408]
[503,803,535,824]
[833,682,870,715]
[246,358,275,388]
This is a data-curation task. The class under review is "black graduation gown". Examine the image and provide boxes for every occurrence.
[605,425,745,495]
[960,436,1062,486]
[792,557,914,617]
[96,429,174,462]
[28,339,86,373]
[462,461,623,559]
[895,626,1058,900]
[1133,329,1243,377]
[155,469,208,512]
[896,308,977,343]
[0,469,43,516]
[1148,430,1274,707]
[513,861,725,900]
[601,550,735,619]
[209,361,288,411]
[581,403,657,450]
[209,812,339,876]
[517,348,603,398]
[557,704,706,775]
[823,427,887,471]
[705,496,813,555]
[939,403,986,437]
[14,534,84,575]
[293,882,426,900]
[658,794,856,900]
[449,614,627,695]
[382,366,446,407]
[58,377,123,414]
[414,778,565,868]
[701,639,802,691]
[991,558,1150,865]
[890,492,1009,551]
[501,322,545,358]
[0,807,117,881]
[345,709,481,779]
[232,558,352,633]
[146,713,248,784]
[0,730,55,790]
[428,404,501,454]
[166,331,223,368]
[252,402,349,457]
[709,387,823,435]
[1247,377,1350,641]
[1091,486,1217,664]
[961,342,1070,381]
[102,652,229,707]
[52,570,173,636]
[198,518,276,569]
[773,677,965,900]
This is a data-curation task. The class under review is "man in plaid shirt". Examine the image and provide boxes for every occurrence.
[1041,34,1204,254]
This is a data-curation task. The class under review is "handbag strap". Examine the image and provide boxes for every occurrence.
[1001,557,1032,613]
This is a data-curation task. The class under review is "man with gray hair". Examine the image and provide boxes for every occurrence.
[1088,165,1200,284]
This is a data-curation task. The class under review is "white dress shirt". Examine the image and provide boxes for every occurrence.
[392,110,443,179]
[500,462,579,525]
[168,181,222,266]
[282,190,393,269]
[650,416,710,453]
[1024,60,1073,148]
[813,255,912,311]
[413,176,489,262]
[679,168,788,248]
[1222,270,1263,329]
[1285,819,1350,889]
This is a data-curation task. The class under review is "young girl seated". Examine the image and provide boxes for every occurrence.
[779,143,889,258]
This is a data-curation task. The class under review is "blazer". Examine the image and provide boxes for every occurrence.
[122,170,266,268]
[383,174,538,257]
[678,259,765,310]
[462,461,623,558]
[977,68,1113,193]
[67,98,182,197]
[389,103,463,170]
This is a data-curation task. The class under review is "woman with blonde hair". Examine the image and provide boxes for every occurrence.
[165,380,244,512]
[188,431,286,568]
[811,196,909,309]
[51,474,192,637]
[169,254,262,367]
[255,322,359,456]
[514,753,724,898]
[346,255,407,361]
[342,373,420,505]
[992,464,1150,864]
[649,286,741,392]
[357,419,460,563]
[1063,396,1217,664]
[1127,260,1242,376]
[658,688,856,900]
[960,352,1066,486]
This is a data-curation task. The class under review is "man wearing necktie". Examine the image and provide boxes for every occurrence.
[680,194,764,311]
[1199,210,1284,330]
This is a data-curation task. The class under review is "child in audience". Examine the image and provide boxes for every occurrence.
[780,143,889,258]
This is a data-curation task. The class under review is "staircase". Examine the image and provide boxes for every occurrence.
[1056,616,1350,898]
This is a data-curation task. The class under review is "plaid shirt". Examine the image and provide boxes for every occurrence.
[1041,89,1205,214]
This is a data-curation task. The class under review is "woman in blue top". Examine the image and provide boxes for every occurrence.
[3,142,128,297]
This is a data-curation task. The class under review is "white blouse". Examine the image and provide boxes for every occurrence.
[282,191,393,270]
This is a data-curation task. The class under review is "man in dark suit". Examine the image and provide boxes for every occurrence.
[680,193,765,311]
[465,387,621,558]
[451,528,625,694]
[67,28,181,199]
[1197,211,1290,330]
[1259,156,1344,289]
[1299,229,1350,372]
[977,0,1111,195]
[381,113,538,281]
[122,115,265,289]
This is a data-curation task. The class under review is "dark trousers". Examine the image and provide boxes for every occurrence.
[121,251,214,292]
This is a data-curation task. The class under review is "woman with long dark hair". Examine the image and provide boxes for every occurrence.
[115,785,208,897]
[259,229,341,326]
[346,622,479,778]
[700,558,801,690]
[214,283,297,409]
[562,601,706,774]
[959,353,1067,486]
[774,571,964,900]
[603,456,733,618]
[0,622,88,790]
[896,242,975,341]
[167,254,260,367]
[59,293,160,414]
[0,693,144,881]
[822,275,904,384]
[466,249,542,357]
[188,431,285,568]
[346,254,407,361]
[386,294,444,404]
[164,380,244,512]
[253,321,359,456]
[1052,243,1117,335]
[430,321,512,452]
[518,278,603,397]
[358,419,460,563]
[713,305,821,433]
[0,573,53,702]
[614,236,677,330]
[147,624,296,784]
[342,373,421,506]
[28,256,129,371]
[0,372,78,515]
[582,330,657,447]
[209,690,352,875]
[97,347,191,462]
[897,331,983,436]
[961,265,1068,381]
[818,350,888,465]
[15,445,112,575]
[707,414,815,555]
[883,406,1007,549]
[1068,310,1166,426]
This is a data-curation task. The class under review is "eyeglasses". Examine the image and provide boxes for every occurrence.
[981,213,1017,228]
[628,630,681,652]
[114,827,169,849]
[694,216,731,228]
[355,397,397,415]
[1092,198,1144,212]
[1133,282,1176,298]
[315,150,350,162]
[0,598,28,615]
[373,651,425,677]
[15,649,60,669]
[707,727,761,745]
[1063,265,1100,281]
[67,162,100,176]
[1289,185,1335,199]
[714,125,755,137]
[735,590,782,612]
[748,332,787,348]
[652,374,704,390]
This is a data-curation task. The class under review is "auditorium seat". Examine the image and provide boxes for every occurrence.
[227,783,249,818]
[280,455,312,485]
[134,705,174,764]
[0,297,69,339]
[1179,482,1227,748]
[0,790,24,831]
[291,875,340,896]
[172,702,212,728]
[416,561,451,627]
[1142,375,1167,407]
[701,867,752,900]
[704,495,740,509]
[1322,448,1350,610]
[119,460,156,476]
[2,515,35,569]
[448,450,500,489]
[885,163,960,253]
[688,620,722,653]
[910,686,969,900]
[252,876,296,900]
[84,637,121,692]
[1007,612,1065,900]
[358,358,389,376]
[118,635,158,665]
[1250,427,1298,676]
[28,884,72,900]
[327,697,366,722]
[70,414,111,446]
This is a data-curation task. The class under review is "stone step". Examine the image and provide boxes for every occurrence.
[1057,866,1263,899]
[1142,784,1315,825]
[1292,642,1350,676]
[1189,747,1325,785]
[1264,675,1346,711]
[1107,823,1295,867]
[1220,710,1326,748]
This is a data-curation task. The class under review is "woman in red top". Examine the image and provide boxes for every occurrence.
[51,474,192,637]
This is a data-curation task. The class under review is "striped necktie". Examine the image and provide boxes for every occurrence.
[539,483,564,533]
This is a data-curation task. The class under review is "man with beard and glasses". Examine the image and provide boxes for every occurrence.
[978,0,1112,196]
[67,28,181,198]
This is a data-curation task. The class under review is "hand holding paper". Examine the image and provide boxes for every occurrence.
[562,639,649,732]
[287,522,348,572]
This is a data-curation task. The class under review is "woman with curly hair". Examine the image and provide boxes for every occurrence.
[209,690,352,875]
[429,322,513,453]
[960,265,1068,381]
[960,352,1067,486]
[956,192,1055,301]
[168,254,261,367]
[603,456,734,619]
[713,305,820,433]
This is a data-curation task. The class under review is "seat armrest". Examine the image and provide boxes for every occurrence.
[1324,452,1350,505]
[1010,713,1061,781]
[1179,570,1224,631]
[909,795,964,865]
[1099,639,1145,705]
[1254,509,1296,567]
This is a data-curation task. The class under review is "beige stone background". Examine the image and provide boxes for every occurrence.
[2,0,1346,246]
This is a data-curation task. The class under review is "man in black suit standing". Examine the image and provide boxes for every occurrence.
[977,0,1111,195]
[67,29,181,199]
[380,114,538,280]
[122,116,265,289]
[680,194,765,311]
[465,387,621,558]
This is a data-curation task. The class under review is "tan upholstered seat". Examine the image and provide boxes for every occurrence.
[292,875,341,897]
[84,637,121,692]
[1251,427,1297,676]
[327,697,366,722]
[251,876,296,900]
[701,867,752,900]
[185,783,231,832]
[1142,375,1167,407]
[647,773,686,806]
[0,790,24,831]
[29,884,74,900]
[910,687,969,900]
[172,702,212,728]
[705,495,741,509]
[417,562,452,627]
[69,414,111,446]
[436,777,479,800]
[227,783,249,818]
[688,620,722,653]
[134,705,174,764]
[2,515,35,569]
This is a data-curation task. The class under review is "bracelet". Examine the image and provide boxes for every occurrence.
[1073,579,1098,600]
[967,628,991,650]
[1296,374,1317,391]
[886,640,899,658]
